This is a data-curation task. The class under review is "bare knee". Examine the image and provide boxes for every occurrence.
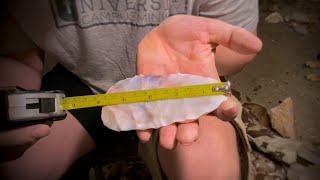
[158,116,240,180]
[9,50,44,73]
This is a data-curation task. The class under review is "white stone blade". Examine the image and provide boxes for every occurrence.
[101,73,227,131]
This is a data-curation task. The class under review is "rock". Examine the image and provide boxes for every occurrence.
[270,97,296,139]
[265,12,284,23]
[249,151,287,180]
[274,167,287,180]
[298,147,320,165]
[255,157,276,173]
[306,74,320,81]
[242,107,300,164]
[243,103,271,128]
[253,136,299,164]
[305,60,320,68]
[287,164,320,180]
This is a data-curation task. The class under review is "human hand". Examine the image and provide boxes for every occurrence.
[0,124,50,162]
[136,15,262,149]
[0,50,48,162]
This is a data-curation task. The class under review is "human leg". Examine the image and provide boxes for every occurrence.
[0,112,95,179]
[0,64,137,179]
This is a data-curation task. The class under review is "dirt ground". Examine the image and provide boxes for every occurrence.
[230,1,320,146]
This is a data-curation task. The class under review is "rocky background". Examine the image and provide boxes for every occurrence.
[231,0,320,179]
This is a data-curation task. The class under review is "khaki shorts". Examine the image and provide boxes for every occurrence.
[139,97,251,180]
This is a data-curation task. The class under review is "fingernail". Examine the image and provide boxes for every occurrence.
[32,125,50,140]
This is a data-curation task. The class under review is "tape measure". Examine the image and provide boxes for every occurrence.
[61,81,231,110]
[1,82,230,123]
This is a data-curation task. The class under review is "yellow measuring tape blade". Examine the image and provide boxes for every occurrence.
[61,81,230,110]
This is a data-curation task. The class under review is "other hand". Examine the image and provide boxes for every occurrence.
[0,124,50,162]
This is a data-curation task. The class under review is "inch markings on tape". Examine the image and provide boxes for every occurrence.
[60,81,231,110]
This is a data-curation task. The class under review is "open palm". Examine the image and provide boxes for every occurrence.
[137,15,262,149]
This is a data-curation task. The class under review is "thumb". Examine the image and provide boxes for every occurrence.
[0,124,50,147]
[215,97,238,121]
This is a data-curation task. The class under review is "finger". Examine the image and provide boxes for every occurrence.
[205,18,262,54]
[0,124,50,147]
[215,97,238,121]
[176,121,199,145]
[136,129,153,143]
[159,124,177,150]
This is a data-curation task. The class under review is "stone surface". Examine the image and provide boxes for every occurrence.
[265,12,284,23]
[255,156,276,172]
[243,107,300,164]
[249,151,287,180]
[102,74,226,131]
[243,103,271,128]
[253,136,298,164]
[270,97,296,139]
[298,147,320,165]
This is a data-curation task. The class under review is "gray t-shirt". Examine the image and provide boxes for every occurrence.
[5,0,258,93]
